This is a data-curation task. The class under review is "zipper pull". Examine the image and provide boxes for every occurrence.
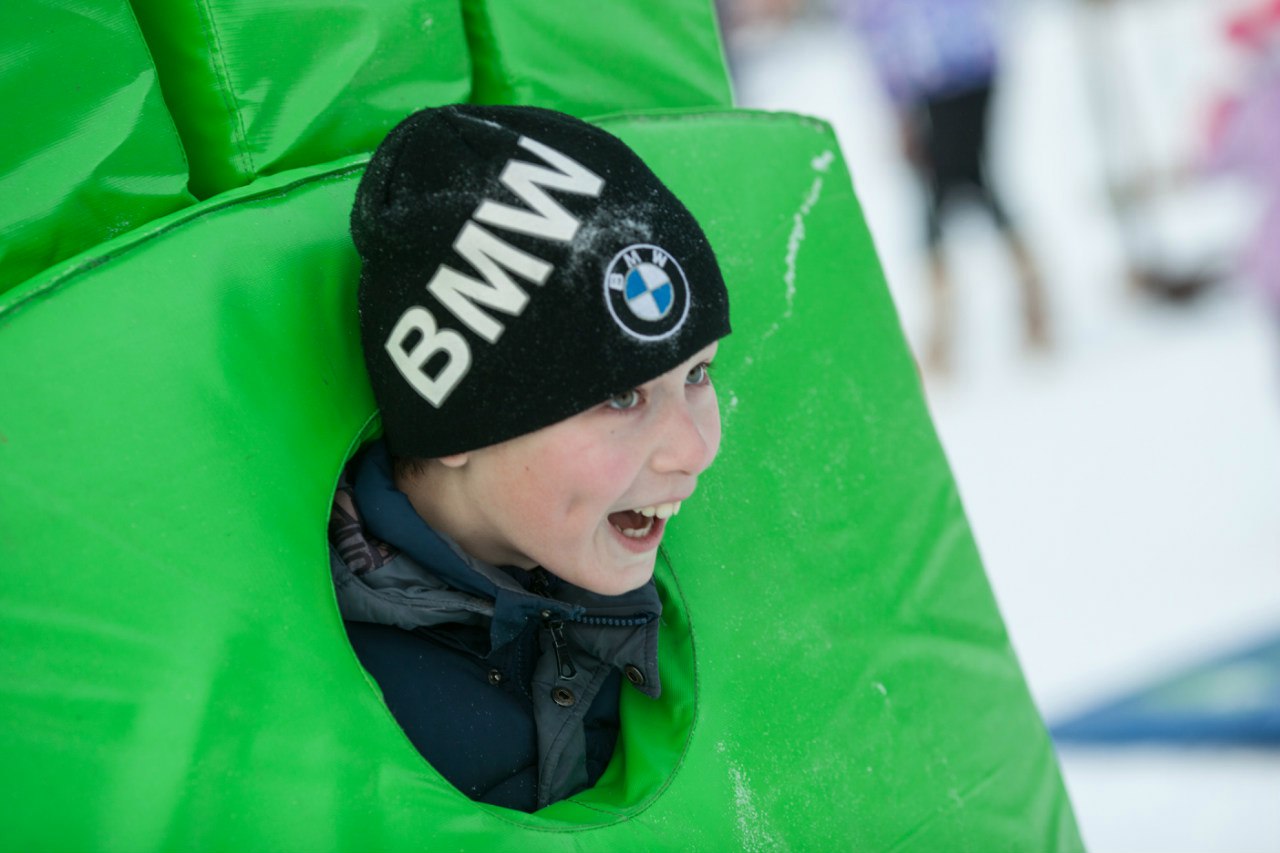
[531,567,551,597]
[542,611,578,680]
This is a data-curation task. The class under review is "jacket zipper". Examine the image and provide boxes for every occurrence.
[544,614,578,680]
[531,569,577,680]
[530,567,654,680]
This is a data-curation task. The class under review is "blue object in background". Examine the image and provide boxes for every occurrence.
[1052,634,1280,745]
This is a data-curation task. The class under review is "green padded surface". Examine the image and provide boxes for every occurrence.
[0,0,194,296]
[128,0,471,198]
[463,0,732,117]
[0,110,1081,851]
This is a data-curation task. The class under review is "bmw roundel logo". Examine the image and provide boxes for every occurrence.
[603,243,691,341]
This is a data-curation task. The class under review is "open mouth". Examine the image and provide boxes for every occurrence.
[607,501,682,540]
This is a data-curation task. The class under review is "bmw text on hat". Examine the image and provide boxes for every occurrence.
[384,136,604,407]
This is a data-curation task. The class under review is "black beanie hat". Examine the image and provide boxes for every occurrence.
[352,104,731,459]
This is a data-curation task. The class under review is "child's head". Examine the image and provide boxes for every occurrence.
[351,105,730,594]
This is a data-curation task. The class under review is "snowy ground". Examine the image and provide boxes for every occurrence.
[731,2,1280,850]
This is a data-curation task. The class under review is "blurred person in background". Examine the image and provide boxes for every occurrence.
[840,0,1050,373]
[1207,0,1280,335]
[716,0,808,58]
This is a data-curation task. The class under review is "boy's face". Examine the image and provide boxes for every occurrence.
[437,342,721,596]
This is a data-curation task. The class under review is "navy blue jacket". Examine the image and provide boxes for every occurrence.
[328,443,663,812]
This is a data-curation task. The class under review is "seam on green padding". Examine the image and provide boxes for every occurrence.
[460,0,518,104]
[196,0,256,184]
[0,162,366,326]
[591,108,834,136]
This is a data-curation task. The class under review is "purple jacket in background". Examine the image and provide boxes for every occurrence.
[841,0,1002,106]
[1208,57,1280,308]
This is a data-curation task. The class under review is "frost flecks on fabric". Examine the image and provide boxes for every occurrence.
[779,150,833,323]
[727,759,787,853]
[560,205,657,283]
[715,740,787,853]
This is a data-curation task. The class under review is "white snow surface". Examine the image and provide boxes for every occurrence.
[731,2,1280,850]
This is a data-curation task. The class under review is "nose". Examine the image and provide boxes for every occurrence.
[649,395,721,476]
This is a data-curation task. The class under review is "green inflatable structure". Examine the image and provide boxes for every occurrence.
[0,2,1082,850]
[0,0,194,296]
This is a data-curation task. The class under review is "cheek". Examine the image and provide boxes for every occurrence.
[699,393,724,464]
[568,448,636,510]
[563,445,648,529]
[480,449,564,533]
[524,440,631,523]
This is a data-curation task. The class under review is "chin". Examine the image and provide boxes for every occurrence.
[550,556,651,597]
[596,560,658,596]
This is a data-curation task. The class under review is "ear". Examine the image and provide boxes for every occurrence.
[436,452,469,469]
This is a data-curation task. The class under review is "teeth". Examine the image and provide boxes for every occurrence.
[634,501,682,520]
[615,500,687,538]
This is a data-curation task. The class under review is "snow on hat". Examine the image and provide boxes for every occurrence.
[352,104,731,459]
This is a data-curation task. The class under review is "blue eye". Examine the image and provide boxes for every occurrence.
[686,362,712,386]
[607,389,642,410]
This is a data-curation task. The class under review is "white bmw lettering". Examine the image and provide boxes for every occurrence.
[623,249,642,268]
[474,137,604,241]
[387,134,606,407]
[651,248,668,267]
[427,222,552,343]
[385,306,473,407]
